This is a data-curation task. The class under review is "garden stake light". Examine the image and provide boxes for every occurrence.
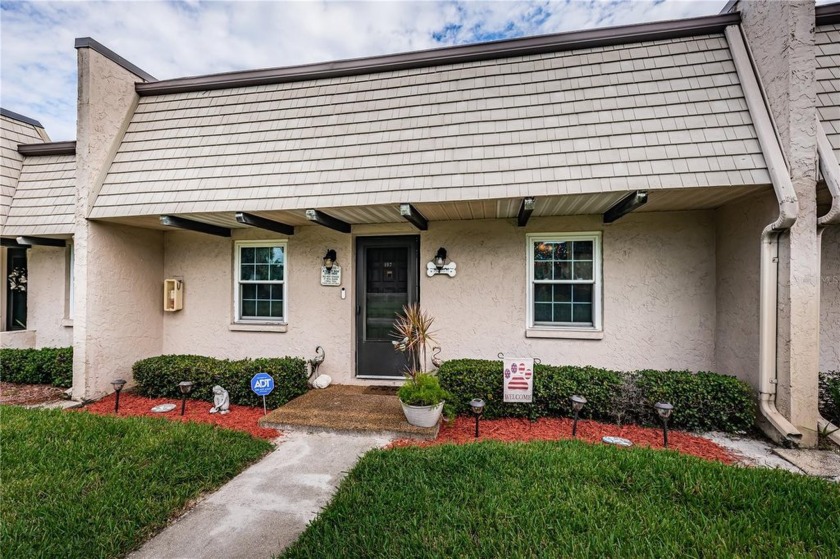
[111,379,126,414]
[654,402,674,448]
[179,381,194,416]
[570,395,587,437]
[470,398,485,438]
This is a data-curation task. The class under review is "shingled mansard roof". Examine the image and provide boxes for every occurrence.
[0,109,50,229]
[817,22,840,161]
[6,149,76,237]
[90,14,770,220]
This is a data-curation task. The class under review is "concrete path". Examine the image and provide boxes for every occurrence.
[129,430,391,559]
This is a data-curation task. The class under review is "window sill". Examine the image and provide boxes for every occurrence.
[229,322,287,333]
[61,319,74,328]
[525,328,603,340]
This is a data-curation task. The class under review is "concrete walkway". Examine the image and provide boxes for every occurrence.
[129,430,391,559]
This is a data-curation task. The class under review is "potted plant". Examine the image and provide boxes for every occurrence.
[392,304,450,427]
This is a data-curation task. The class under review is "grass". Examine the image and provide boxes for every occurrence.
[282,440,840,559]
[1,405,272,558]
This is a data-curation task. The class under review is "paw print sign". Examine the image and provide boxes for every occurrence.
[503,358,534,403]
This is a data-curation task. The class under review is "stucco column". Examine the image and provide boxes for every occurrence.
[73,42,163,400]
[739,0,820,445]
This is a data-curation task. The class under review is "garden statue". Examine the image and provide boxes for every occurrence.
[209,385,230,414]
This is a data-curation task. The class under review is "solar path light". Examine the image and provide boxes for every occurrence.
[570,395,587,437]
[470,398,485,438]
[111,379,127,414]
[179,381,194,416]
[654,402,674,448]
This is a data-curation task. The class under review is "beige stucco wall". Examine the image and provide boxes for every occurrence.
[162,225,356,383]
[160,211,717,383]
[821,225,840,372]
[72,222,163,398]
[73,45,158,399]
[0,246,72,349]
[26,246,73,348]
[714,190,779,389]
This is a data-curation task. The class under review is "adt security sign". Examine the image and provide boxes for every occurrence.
[251,372,275,415]
[251,372,275,396]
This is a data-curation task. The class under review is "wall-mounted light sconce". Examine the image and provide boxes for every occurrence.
[323,249,337,271]
[426,247,457,277]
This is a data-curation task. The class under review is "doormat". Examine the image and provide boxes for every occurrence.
[363,386,399,395]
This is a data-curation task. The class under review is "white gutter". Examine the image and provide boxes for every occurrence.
[816,123,840,228]
[725,25,803,445]
[816,122,840,447]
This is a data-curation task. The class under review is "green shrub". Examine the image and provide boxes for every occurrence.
[819,371,840,426]
[398,372,450,407]
[132,354,308,408]
[0,347,73,388]
[438,359,755,433]
[634,370,755,432]
[438,359,623,421]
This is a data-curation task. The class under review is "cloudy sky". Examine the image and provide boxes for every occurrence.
[0,0,733,141]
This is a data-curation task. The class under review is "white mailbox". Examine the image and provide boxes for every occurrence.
[163,279,183,312]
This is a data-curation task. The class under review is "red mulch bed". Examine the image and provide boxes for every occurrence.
[0,381,66,406]
[390,416,735,464]
[81,393,280,440]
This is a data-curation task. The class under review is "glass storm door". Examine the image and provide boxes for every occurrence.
[6,248,27,331]
[356,236,419,378]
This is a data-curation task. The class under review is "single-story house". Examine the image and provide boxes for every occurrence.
[1,0,838,447]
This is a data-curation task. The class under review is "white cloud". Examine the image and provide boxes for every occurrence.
[1,0,727,141]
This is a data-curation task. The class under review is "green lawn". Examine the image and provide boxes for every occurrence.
[1,405,272,558]
[282,441,840,559]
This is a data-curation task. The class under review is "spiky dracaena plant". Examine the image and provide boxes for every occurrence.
[391,304,437,383]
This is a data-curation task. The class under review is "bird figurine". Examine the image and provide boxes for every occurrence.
[308,345,326,382]
[431,346,443,369]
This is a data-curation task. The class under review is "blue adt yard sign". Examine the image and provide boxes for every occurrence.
[250,372,275,396]
[251,372,275,415]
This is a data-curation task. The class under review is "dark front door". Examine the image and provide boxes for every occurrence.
[356,236,419,378]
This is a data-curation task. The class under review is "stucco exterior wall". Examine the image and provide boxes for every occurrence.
[714,190,779,388]
[73,45,157,399]
[423,212,717,372]
[821,225,840,372]
[26,246,73,348]
[0,246,72,349]
[739,0,820,440]
[73,222,163,398]
[160,211,717,383]
[161,225,354,383]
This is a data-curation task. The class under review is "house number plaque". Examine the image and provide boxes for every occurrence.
[321,265,342,286]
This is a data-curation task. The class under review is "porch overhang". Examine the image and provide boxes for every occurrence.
[89,185,771,233]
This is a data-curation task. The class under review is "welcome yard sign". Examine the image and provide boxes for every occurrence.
[503,358,534,403]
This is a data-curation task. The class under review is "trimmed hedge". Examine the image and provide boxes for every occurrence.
[132,354,309,408]
[0,347,73,388]
[820,370,840,426]
[438,359,756,433]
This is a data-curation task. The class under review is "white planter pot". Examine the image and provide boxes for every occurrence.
[400,401,444,428]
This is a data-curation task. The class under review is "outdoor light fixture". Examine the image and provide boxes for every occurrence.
[323,249,337,271]
[111,379,127,414]
[426,247,456,277]
[470,398,485,438]
[654,401,674,448]
[179,381,194,416]
[434,248,447,270]
[570,395,587,437]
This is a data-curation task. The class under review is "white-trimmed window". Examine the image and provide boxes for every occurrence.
[234,241,287,323]
[527,233,601,330]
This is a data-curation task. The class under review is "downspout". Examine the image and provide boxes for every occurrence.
[816,122,840,446]
[725,25,803,445]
